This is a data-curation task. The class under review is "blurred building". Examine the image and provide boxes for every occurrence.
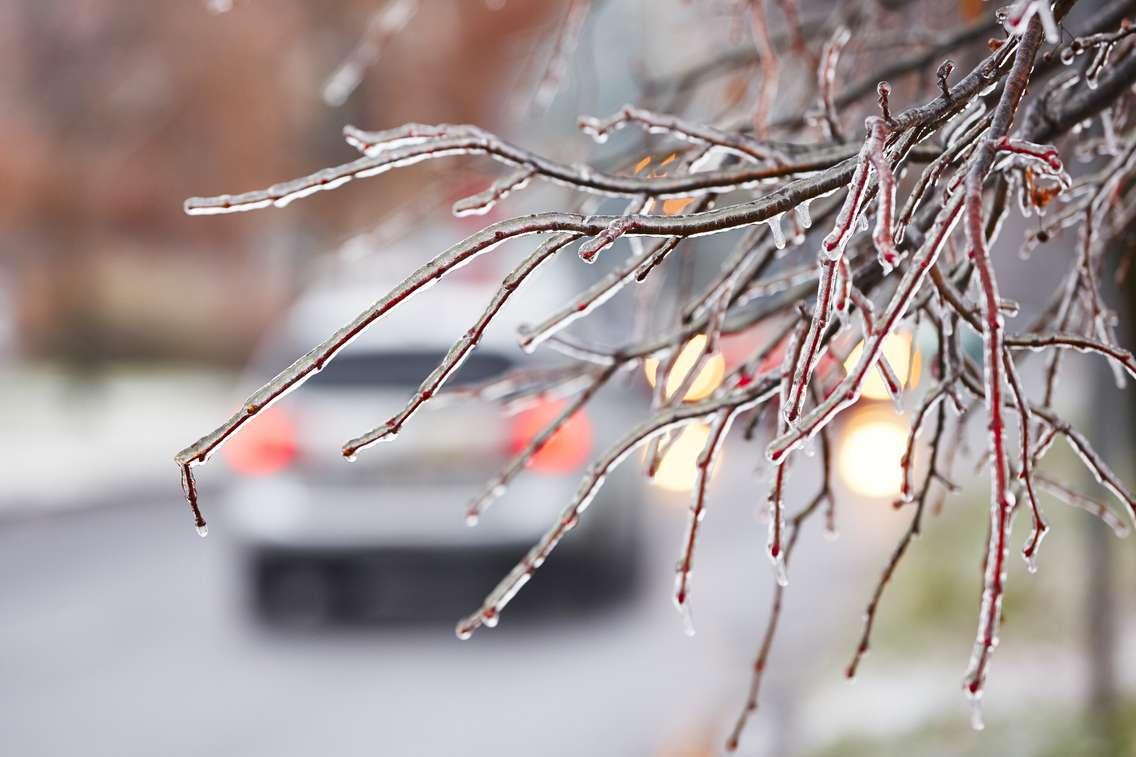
[0,0,561,365]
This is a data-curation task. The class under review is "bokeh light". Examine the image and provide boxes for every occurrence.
[650,423,716,493]
[843,331,922,401]
[836,408,908,498]
[644,335,726,403]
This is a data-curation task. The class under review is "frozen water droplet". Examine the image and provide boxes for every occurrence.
[968,697,985,731]
[679,603,696,637]
[195,523,209,538]
[465,512,480,527]
[824,525,839,542]
[1025,553,1038,574]
[793,201,812,229]
[767,213,787,250]
[773,556,789,587]
[1060,47,1076,65]
[455,624,473,640]
[889,389,904,414]
[755,501,770,523]
[323,61,366,108]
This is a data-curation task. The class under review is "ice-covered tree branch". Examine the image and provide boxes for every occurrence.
[175,0,1136,750]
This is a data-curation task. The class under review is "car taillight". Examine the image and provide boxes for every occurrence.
[224,406,298,476]
[508,399,592,474]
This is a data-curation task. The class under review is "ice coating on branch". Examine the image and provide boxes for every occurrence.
[1002,1,1060,44]
[452,168,535,217]
[816,26,851,140]
[579,104,788,164]
[833,258,851,313]
[781,258,837,423]
[343,233,580,460]
[1036,477,1131,538]
[873,166,898,273]
[674,408,739,631]
[995,137,1067,185]
[465,364,616,525]
[1056,423,1136,527]
[578,216,637,262]
[771,193,965,462]
[822,116,893,261]
[344,123,452,154]
[322,0,418,107]
[169,10,1136,750]
[960,18,1048,720]
[531,0,590,111]
[456,385,776,641]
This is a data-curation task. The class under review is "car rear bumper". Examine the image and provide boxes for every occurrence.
[247,538,640,626]
[227,470,644,625]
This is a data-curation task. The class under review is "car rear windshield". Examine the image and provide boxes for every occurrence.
[305,350,513,389]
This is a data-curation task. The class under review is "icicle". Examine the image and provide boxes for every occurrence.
[1014,175,1033,219]
[793,200,812,229]
[1086,44,1110,89]
[1108,358,1128,391]
[772,553,789,587]
[788,216,806,247]
[968,696,986,731]
[1101,109,1119,156]
[682,611,696,636]
[767,213,787,250]
[673,564,698,636]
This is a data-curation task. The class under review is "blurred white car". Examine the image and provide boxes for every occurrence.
[222,236,644,625]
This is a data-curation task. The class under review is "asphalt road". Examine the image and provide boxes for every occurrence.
[0,463,894,757]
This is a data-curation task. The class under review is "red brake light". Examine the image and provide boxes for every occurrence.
[225,406,298,476]
[508,399,592,474]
